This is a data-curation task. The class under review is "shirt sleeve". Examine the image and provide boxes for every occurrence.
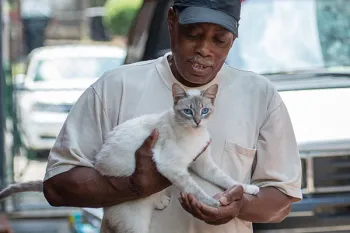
[44,84,112,181]
[251,90,303,200]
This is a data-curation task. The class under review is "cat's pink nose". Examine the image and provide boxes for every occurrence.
[195,119,201,126]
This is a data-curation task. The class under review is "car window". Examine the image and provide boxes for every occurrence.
[226,0,350,74]
[33,57,124,81]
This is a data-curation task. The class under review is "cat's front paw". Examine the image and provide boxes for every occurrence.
[243,184,260,195]
[154,194,171,210]
[200,197,220,208]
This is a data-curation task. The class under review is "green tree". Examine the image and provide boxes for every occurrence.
[103,0,142,36]
[316,0,350,66]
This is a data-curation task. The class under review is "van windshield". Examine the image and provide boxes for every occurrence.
[226,0,350,74]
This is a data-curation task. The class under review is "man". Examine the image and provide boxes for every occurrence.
[19,0,53,55]
[43,0,302,232]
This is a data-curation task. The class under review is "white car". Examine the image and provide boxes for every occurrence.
[14,44,126,155]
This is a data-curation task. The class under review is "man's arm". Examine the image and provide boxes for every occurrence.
[43,167,137,207]
[43,129,171,208]
[43,128,211,208]
[238,187,296,223]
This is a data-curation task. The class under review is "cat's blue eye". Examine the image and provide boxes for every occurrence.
[201,108,210,115]
[183,109,193,115]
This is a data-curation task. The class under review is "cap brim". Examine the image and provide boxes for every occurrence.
[178,6,238,37]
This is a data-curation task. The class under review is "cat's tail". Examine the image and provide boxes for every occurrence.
[0,180,43,201]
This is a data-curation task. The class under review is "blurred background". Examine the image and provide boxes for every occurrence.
[0,0,350,232]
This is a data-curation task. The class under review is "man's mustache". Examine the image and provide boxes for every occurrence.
[186,56,214,67]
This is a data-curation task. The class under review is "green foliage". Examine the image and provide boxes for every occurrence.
[316,0,350,66]
[103,0,143,36]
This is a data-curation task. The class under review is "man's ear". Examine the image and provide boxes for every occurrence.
[167,7,177,36]
[230,35,237,48]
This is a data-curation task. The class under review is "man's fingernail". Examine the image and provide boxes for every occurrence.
[219,197,228,205]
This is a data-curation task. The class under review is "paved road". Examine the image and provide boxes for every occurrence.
[3,123,80,232]
[10,218,72,233]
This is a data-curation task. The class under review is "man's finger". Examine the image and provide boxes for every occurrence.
[182,194,238,223]
[180,193,194,213]
[142,129,159,150]
[181,193,206,220]
[219,185,243,205]
[187,194,209,221]
[180,193,204,220]
[205,217,232,225]
[179,196,192,213]
[197,202,219,219]
[203,201,241,219]
[213,192,224,200]
[149,129,159,149]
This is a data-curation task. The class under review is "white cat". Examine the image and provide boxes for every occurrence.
[95,83,259,233]
[0,83,259,233]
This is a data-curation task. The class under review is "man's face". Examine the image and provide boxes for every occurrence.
[168,8,236,86]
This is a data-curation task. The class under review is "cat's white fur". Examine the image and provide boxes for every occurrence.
[94,83,260,233]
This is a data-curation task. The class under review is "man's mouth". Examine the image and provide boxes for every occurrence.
[192,62,206,69]
[190,62,211,74]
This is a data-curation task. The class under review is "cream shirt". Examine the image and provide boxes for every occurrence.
[45,52,302,233]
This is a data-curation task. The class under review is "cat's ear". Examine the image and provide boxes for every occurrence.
[172,83,188,104]
[202,84,219,104]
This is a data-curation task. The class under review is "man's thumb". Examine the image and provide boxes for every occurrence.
[219,185,243,205]
[219,190,231,205]
[145,128,159,149]
[219,196,229,206]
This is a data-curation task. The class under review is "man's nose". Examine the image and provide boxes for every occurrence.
[195,39,211,57]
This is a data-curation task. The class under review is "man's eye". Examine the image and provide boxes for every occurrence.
[186,34,201,39]
[214,38,226,44]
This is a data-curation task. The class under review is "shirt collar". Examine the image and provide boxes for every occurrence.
[155,52,228,92]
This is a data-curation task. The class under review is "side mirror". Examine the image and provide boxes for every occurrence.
[13,74,26,90]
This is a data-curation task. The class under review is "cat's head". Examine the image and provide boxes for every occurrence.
[172,83,218,128]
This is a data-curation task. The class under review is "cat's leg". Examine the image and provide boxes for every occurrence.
[104,198,154,233]
[190,148,260,195]
[156,161,220,208]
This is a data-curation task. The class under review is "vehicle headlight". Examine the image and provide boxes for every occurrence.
[32,103,73,113]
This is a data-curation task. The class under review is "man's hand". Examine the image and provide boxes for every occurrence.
[179,185,244,225]
[130,129,171,198]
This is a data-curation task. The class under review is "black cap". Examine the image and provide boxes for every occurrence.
[173,0,242,37]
